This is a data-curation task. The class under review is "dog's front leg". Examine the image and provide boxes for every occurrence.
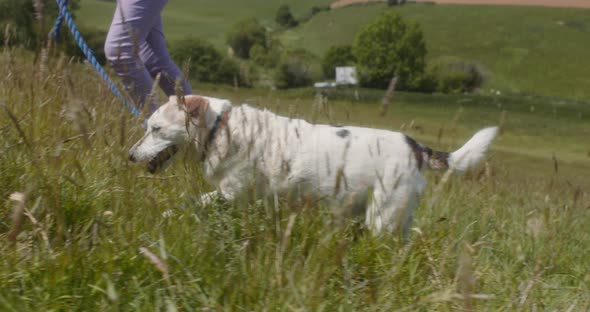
[199,174,244,205]
[199,191,222,205]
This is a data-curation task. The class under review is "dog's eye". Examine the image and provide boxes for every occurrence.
[151,126,161,133]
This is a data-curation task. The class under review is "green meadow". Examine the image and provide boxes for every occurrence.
[0,49,588,310]
[0,0,589,310]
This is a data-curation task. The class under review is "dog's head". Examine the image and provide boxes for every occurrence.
[128,95,212,173]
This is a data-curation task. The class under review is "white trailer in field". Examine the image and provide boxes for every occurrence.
[335,66,358,86]
[313,66,358,89]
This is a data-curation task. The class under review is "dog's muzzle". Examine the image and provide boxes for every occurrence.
[144,145,179,173]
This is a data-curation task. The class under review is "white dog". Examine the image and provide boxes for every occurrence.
[129,95,498,236]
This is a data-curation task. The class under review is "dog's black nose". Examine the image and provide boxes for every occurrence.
[128,153,136,162]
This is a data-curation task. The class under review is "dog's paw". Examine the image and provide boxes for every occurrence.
[199,191,219,206]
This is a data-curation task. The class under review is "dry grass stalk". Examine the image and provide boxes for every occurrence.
[449,107,464,133]
[1,103,32,150]
[314,92,331,122]
[140,247,170,282]
[425,248,443,289]
[37,48,48,81]
[484,161,493,181]
[148,72,162,111]
[552,153,559,174]
[8,192,26,243]
[428,167,454,210]
[24,202,51,252]
[526,217,544,238]
[422,289,494,308]
[518,262,542,308]
[332,167,349,196]
[456,242,476,312]
[281,213,297,251]
[3,24,11,47]
[33,0,44,22]
[8,192,51,251]
[380,76,398,117]
[439,107,464,144]
[65,101,92,148]
[565,300,578,312]
[276,213,298,287]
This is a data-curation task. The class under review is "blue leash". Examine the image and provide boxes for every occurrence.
[51,0,141,117]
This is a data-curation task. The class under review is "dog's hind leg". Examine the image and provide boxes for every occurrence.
[400,191,421,241]
[365,171,425,238]
[366,189,404,235]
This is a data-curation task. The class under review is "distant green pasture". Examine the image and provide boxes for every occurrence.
[280,3,590,100]
[78,2,590,100]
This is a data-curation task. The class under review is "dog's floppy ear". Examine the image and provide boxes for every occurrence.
[182,96,209,118]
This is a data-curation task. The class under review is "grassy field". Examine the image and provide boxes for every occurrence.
[0,47,589,310]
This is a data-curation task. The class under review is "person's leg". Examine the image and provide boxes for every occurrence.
[104,0,168,112]
[140,16,193,96]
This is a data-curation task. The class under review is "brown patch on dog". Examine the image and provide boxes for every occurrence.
[404,135,424,169]
[424,148,450,170]
[404,135,449,170]
[182,96,209,118]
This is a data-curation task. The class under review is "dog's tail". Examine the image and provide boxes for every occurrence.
[405,127,499,173]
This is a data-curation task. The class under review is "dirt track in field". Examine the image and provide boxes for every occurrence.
[330,0,590,9]
[330,0,381,9]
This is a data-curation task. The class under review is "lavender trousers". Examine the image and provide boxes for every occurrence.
[104,0,192,113]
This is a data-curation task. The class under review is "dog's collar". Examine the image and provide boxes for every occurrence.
[202,110,230,160]
[206,113,223,147]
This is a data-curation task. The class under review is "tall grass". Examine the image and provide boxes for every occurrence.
[0,47,589,310]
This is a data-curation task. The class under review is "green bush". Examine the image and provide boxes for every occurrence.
[0,0,35,47]
[170,38,250,86]
[353,11,426,90]
[250,43,281,68]
[226,18,267,59]
[413,70,438,93]
[275,5,298,28]
[428,57,485,93]
[0,0,80,49]
[274,50,317,89]
[0,0,96,65]
[322,45,356,79]
[249,44,266,65]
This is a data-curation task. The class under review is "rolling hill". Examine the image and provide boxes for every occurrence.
[77,0,332,47]
[77,1,590,100]
[280,3,590,100]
